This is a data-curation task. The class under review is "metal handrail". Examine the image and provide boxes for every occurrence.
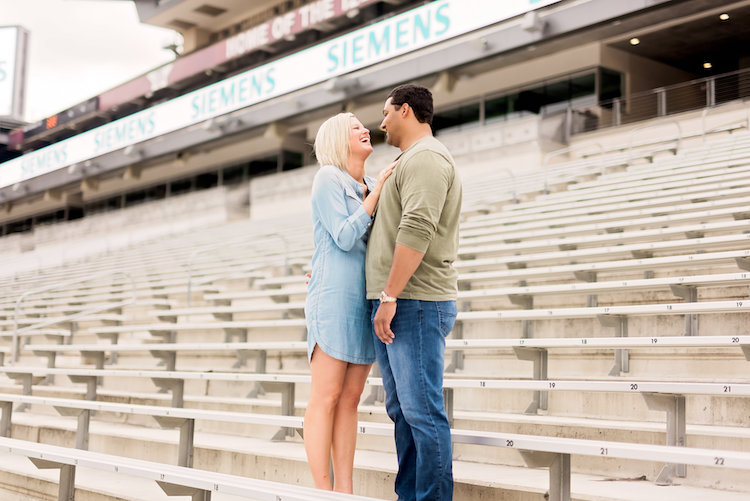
[543,142,604,191]
[496,168,518,203]
[701,103,750,144]
[596,66,750,112]
[543,142,604,166]
[626,120,682,165]
[185,232,290,308]
[12,270,137,363]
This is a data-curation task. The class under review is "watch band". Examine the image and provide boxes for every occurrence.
[379,290,397,303]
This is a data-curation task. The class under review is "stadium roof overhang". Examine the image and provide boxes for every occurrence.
[605,0,750,76]
[0,0,738,209]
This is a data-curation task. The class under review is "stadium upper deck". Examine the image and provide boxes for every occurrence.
[1,0,749,236]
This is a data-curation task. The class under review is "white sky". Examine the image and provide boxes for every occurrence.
[0,0,180,123]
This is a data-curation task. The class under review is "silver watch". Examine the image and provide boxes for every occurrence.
[379,291,397,303]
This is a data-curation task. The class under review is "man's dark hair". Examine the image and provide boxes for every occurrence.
[387,84,434,125]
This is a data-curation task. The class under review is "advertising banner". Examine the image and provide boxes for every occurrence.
[0,0,561,189]
[99,0,380,111]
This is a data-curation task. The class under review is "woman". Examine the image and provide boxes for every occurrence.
[304,112,395,493]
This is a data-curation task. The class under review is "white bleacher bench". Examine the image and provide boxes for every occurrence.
[149,272,750,324]
[2,394,750,500]
[461,201,750,245]
[470,180,750,224]
[0,392,306,464]
[464,181,750,228]
[455,232,750,272]
[501,175,750,221]
[28,340,309,372]
[453,299,750,370]
[0,328,72,343]
[154,274,750,340]
[2,363,748,478]
[512,162,750,210]
[458,248,750,284]
[0,313,125,330]
[150,301,306,322]
[457,219,750,258]
[89,318,307,346]
[6,304,130,363]
[566,150,750,193]
[20,334,750,455]
[444,332,750,417]
[0,297,175,319]
[250,248,750,285]
[445,427,750,493]
[460,192,750,239]
[0,279,220,310]
[0,366,308,439]
[124,273,750,348]
[0,436,380,501]
[445,334,750,382]
[204,285,308,304]
[26,333,750,381]
[457,299,750,324]
[457,271,750,304]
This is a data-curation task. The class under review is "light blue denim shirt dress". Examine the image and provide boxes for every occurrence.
[305,164,376,365]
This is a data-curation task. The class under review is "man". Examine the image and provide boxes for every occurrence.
[366,84,462,501]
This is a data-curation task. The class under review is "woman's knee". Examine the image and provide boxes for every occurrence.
[310,385,343,410]
[338,365,370,409]
[337,386,363,411]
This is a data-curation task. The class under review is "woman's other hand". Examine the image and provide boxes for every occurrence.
[373,160,397,196]
[362,160,397,217]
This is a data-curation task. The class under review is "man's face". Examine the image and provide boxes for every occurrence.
[380,97,402,148]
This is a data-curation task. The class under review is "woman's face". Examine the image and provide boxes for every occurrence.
[349,117,373,159]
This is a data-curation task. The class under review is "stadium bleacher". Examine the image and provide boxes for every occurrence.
[3,0,750,499]
[1,119,750,500]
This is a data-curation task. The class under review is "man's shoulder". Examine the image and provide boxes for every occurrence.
[405,137,453,163]
[400,140,455,179]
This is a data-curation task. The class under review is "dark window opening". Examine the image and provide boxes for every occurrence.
[432,102,481,133]
[599,67,623,103]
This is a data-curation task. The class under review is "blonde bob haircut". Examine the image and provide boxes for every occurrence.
[314,112,354,171]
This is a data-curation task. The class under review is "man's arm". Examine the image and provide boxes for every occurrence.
[373,243,424,344]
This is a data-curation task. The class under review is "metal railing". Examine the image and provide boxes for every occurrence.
[626,120,682,164]
[701,103,750,144]
[12,270,137,363]
[570,67,750,137]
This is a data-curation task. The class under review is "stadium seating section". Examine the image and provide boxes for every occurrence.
[1,123,750,500]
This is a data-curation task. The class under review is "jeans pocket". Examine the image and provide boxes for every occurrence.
[437,301,457,337]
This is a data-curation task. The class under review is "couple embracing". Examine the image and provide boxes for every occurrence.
[304,83,462,501]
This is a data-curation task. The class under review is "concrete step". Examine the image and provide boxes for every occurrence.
[6,386,750,492]
[6,412,750,501]
[0,448,273,501]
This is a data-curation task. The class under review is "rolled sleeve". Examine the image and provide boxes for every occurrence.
[396,152,451,252]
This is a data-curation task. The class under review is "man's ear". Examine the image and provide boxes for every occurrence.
[401,103,410,118]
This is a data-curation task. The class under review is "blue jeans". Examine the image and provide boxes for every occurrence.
[371,299,457,501]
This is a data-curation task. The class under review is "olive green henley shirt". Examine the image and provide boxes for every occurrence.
[366,135,462,301]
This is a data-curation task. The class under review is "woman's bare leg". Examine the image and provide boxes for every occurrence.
[330,362,372,493]
[304,346,347,490]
